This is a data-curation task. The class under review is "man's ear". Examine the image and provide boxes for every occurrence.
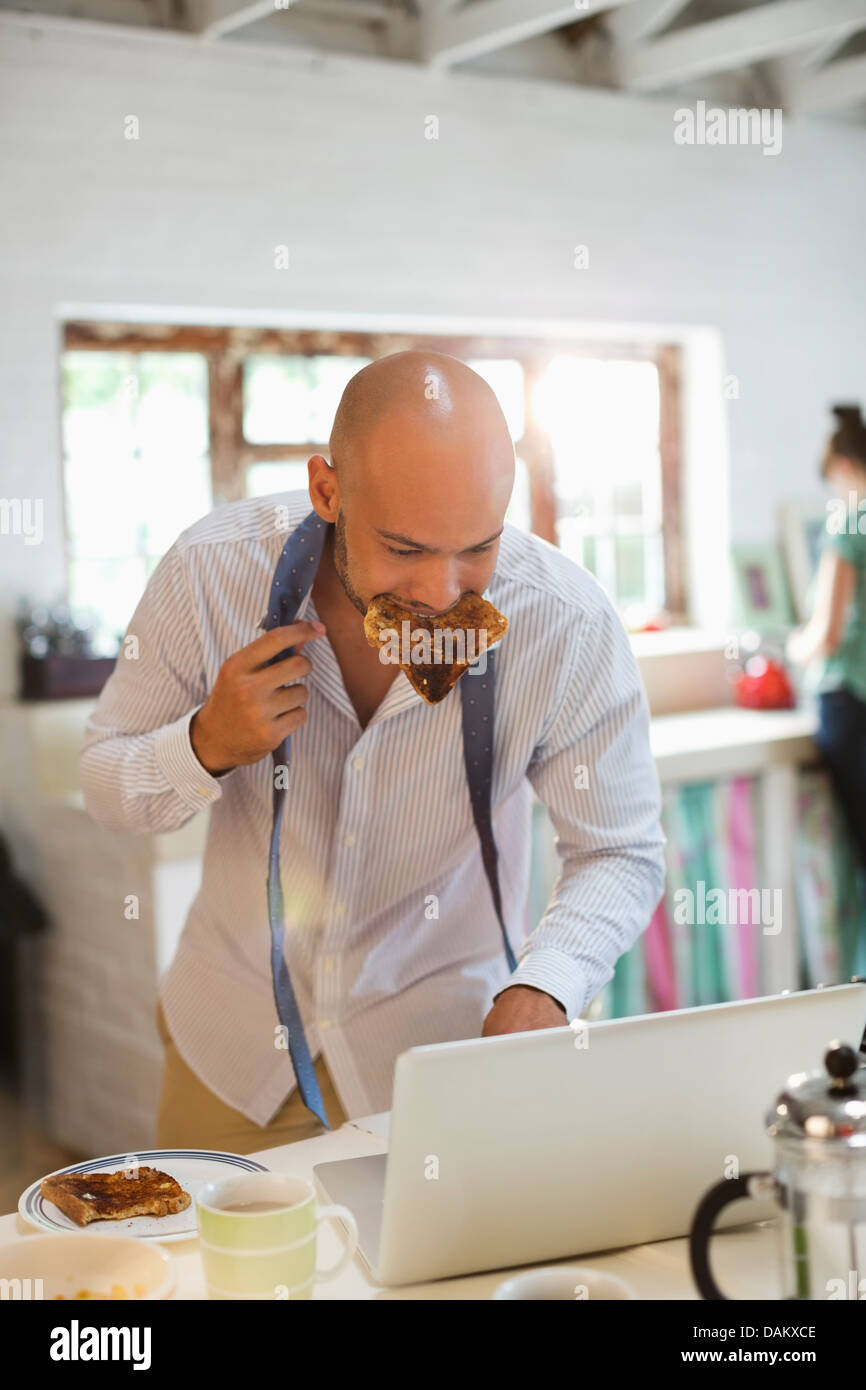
[308,455,340,523]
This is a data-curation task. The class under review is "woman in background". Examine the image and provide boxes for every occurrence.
[788,405,866,876]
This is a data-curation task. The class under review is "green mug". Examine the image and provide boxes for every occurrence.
[196,1172,359,1300]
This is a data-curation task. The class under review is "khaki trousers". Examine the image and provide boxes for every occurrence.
[155,1000,347,1156]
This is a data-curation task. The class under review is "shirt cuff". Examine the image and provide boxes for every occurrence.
[493,947,588,1022]
[153,707,226,811]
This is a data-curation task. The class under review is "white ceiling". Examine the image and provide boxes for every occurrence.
[3,0,866,120]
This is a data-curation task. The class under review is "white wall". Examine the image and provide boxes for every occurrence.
[2,14,866,696]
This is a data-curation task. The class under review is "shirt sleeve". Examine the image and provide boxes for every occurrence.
[824,523,861,567]
[494,593,666,1021]
[79,537,230,834]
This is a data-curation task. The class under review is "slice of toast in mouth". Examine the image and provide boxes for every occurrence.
[363,592,508,704]
[40,1167,191,1226]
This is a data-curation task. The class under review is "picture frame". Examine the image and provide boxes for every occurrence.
[780,498,831,623]
[730,543,794,629]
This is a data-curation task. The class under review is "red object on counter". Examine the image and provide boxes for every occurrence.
[734,655,795,710]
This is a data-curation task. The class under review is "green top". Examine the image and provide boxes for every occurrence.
[811,524,866,705]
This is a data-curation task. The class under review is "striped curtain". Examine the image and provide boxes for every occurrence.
[588,768,866,1021]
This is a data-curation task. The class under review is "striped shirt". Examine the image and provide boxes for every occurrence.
[80,491,666,1124]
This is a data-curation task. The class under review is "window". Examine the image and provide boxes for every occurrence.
[243,355,372,444]
[534,356,665,612]
[62,350,211,648]
[62,324,684,643]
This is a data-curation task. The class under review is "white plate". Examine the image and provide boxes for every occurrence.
[19,1149,269,1243]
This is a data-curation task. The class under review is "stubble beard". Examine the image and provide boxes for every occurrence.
[332,511,369,618]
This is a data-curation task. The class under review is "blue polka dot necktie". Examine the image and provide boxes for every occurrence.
[263,509,517,1128]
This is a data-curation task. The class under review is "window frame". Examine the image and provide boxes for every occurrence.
[63,322,686,621]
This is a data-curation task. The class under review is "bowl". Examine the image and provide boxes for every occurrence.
[0,1233,175,1301]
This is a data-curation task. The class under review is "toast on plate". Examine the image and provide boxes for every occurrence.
[40,1167,191,1226]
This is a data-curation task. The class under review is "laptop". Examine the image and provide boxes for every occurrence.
[313,982,866,1286]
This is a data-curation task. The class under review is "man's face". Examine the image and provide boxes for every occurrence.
[331,503,505,619]
[317,394,515,617]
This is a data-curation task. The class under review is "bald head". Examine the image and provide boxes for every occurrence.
[310,350,515,618]
[328,350,513,499]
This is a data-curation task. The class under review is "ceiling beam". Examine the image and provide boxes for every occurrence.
[794,48,866,108]
[421,0,637,68]
[617,0,866,92]
[606,0,692,45]
[762,25,859,108]
[193,0,284,38]
[800,27,859,66]
[380,10,419,59]
[230,9,386,48]
[304,0,391,19]
[0,0,155,22]
[193,0,395,37]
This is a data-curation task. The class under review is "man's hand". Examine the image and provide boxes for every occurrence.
[190,621,327,775]
[481,984,568,1037]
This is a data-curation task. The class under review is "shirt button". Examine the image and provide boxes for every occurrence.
[334,902,347,918]
[343,833,356,848]
[196,786,210,796]
[351,756,365,772]
[322,957,336,973]
[319,1019,332,1030]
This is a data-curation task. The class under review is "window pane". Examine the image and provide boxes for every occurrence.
[466,359,525,441]
[556,517,600,574]
[68,557,149,649]
[137,354,209,459]
[246,461,311,497]
[138,453,211,554]
[534,356,663,609]
[640,531,666,611]
[243,355,371,444]
[62,350,212,640]
[537,357,659,501]
[615,535,646,605]
[62,351,136,459]
[64,353,210,555]
[613,480,644,519]
[558,486,599,527]
[65,450,142,559]
[506,456,531,532]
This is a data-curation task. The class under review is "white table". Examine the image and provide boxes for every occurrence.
[1,1114,783,1301]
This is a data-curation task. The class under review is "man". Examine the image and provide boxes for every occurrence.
[81,350,666,1154]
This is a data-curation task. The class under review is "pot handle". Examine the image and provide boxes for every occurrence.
[689,1172,774,1300]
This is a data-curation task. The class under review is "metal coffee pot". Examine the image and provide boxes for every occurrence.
[690,1041,866,1300]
